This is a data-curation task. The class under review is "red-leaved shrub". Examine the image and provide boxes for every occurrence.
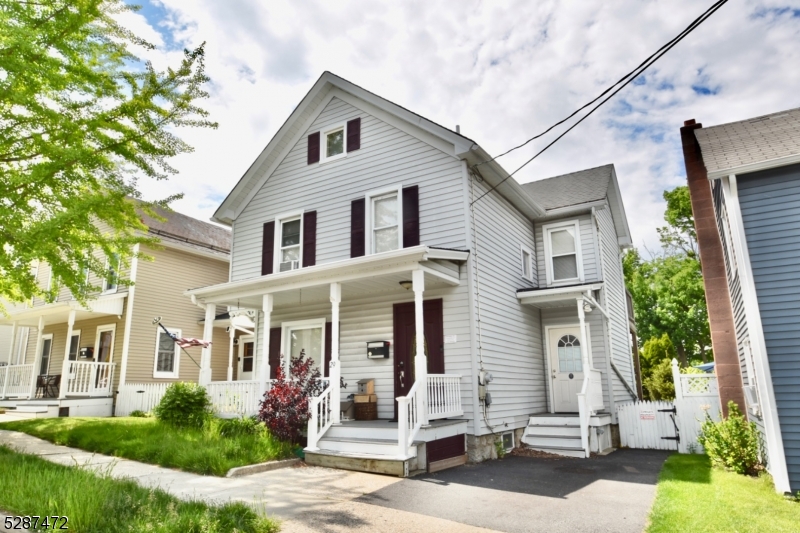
[258,353,323,443]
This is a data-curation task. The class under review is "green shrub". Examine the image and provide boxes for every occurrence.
[153,382,211,429]
[213,416,265,438]
[698,401,762,476]
[128,410,149,418]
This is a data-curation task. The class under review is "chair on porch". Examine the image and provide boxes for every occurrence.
[45,375,61,398]
[35,375,48,398]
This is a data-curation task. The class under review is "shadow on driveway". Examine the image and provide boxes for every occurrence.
[357,449,671,533]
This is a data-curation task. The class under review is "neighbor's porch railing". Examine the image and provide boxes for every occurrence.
[426,374,463,420]
[307,380,333,451]
[206,380,267,418]
[576,368,605,458]
[64,361,115,397]
[0,364,35,399]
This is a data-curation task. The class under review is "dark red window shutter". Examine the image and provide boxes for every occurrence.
[302,210,317,267]
[307,132,320,164]
[402,185,420,247]
[351,198,366,257]
[261,221,275,275]
[346,118,361,152]
[324,322,332,377]
[268,327,281,380]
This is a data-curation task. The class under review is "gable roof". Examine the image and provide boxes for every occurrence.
[141,205,231,257]
[212,71,545,225]
[520,164,632,246]
[695,106,800,179]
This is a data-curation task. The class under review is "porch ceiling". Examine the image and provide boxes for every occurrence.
[186,246,469,309]
[517,282,604,308]
[0,293,126,327]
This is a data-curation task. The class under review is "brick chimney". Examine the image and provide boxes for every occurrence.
[680,119,745,418]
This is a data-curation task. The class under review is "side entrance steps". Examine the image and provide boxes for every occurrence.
[521,414,585,458]
[304,419,468,477]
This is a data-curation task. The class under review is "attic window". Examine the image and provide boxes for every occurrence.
[543,220,583,285]
[326,128,344,158]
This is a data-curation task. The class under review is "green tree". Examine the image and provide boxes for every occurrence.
[657,186,697,258]
[0,0,216,309]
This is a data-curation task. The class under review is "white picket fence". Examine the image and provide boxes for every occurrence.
[116,380,269,418]
[116,383,170,416]
[617,359,721,454]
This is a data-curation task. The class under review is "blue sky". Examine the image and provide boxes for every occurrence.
[120,0,800,251]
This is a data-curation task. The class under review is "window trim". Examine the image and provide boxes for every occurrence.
[153,327,180,379]
[102,254,120,294]
[281,317,327,377]
[272,211,304,273]
[68,329,81,361]
[365,186,403,255]
[319,122,348,163]
[520,244,534,282]
[542,220,584,286]
[94,324,117,363]
[38,333,54,375]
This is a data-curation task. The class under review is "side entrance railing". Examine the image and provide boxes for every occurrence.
[0,364,35,399]
[64,361,116,397]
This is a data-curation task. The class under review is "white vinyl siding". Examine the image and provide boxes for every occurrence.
[231,97,467,281]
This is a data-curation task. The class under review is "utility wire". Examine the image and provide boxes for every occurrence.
[470,0,729,206]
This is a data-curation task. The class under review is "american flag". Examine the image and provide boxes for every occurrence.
[173,337,212,349]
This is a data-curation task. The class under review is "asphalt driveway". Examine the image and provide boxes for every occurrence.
[354,449,670,533]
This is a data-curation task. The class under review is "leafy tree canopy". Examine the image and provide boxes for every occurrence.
[0,0,216,310]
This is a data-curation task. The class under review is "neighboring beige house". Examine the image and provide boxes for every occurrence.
[0,208,231,418]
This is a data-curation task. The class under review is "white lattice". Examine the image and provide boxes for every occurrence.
[681,375,718,396]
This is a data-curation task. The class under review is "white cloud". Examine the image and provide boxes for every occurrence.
[123,0,800,250]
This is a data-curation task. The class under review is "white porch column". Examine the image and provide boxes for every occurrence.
[259,294,273,394]
[577,298,590,370]
[29,315,45,399]
[227,321,235,382]
[199,303,215,386]
[330,283,342,424]
[58,310,76,399]
[412,269,429,425]
[7,322,17,366]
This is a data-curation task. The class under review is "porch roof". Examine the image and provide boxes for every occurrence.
[0,293,126,327]
[517,282,603,308]
[186,246,469,308]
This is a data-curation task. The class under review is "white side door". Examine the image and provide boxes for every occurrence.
[549,326,585,413]
[237,336,255,381]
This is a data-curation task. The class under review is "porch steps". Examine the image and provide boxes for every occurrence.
[1,406,55,420]
[315,436,411,457]
[521,414,586,458]
[304,448,412,477]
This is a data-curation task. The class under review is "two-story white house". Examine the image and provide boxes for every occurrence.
[186,72,638,476]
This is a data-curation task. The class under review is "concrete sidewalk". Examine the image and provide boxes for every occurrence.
[0,430,496,532]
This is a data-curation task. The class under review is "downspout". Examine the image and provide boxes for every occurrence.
[118,243,140,388]
[591,208,618,419]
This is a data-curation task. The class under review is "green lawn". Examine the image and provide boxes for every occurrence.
[0,417,294,476]
[0,445,278,533]
[647,454,800,532]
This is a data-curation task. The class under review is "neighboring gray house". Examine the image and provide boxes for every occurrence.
[682,107,800,494]
[186,72,638,475]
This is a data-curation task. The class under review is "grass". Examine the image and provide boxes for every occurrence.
[0,445,279,533]
[647,454,800,532]
[0,417,295,476]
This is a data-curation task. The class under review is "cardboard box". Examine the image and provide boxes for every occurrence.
[354,393,377,403]
[357,379,375,394]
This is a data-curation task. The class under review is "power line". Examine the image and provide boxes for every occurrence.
[470,0,729,207]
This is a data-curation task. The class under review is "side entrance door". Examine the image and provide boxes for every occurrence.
[548,326,585,413]
[392,299,444,420]
[238,336,255,381]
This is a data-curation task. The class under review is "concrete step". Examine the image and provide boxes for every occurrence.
[14,405,50,413]
[1,409,53,420]
[317,436,413,458]
[525,424,581,437]
[521,444,587,458]
[528,414,579,426]
[522,434,583,448]
[326,424,399,440]
[305,449,412,477]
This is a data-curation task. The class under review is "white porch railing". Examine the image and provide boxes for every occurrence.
[0,364,35,399]
[426,374,463,420]
[397,380,423,459]
[206,380,266,418]
[307,381,333,451]
[116,382,170,416]
[65,361,115,397]
[576,368,605,458]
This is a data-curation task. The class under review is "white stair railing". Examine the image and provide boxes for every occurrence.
[426,374,463,420]
[207,380,266,417]
[577,368,606,458]
[0,364,34,399]
[65,361,115,397]
[307,381,333,451]
[397,380,422,459]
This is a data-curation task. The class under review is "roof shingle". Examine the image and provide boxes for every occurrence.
[520,164,613,211]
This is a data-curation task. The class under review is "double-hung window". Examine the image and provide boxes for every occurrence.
[520,245,534,281]
[276,216,302,272]
[369,189,401,254]
[102,254,119,293]
[154,327,180,378]
[543,221,583,285]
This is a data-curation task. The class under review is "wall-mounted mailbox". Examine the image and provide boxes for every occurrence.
[78,347,94,360]
[366,341,389,359]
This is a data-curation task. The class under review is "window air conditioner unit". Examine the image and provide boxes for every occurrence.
[279,260,300,272]
[743,385,760,417]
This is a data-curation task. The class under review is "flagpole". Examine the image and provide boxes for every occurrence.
[153,318,202,370]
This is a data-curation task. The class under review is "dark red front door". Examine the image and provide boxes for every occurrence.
[392,298,444,420]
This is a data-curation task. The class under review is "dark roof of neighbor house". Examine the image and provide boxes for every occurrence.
[140,204,231,255]
[520,164,613,211]
[694,106,800,176]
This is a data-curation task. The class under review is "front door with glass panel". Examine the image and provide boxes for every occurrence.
[549,326,585,412]
[238,336,255,381]
[283,320,325,376]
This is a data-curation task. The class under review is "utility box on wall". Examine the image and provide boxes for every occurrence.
[367,341,389,359]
